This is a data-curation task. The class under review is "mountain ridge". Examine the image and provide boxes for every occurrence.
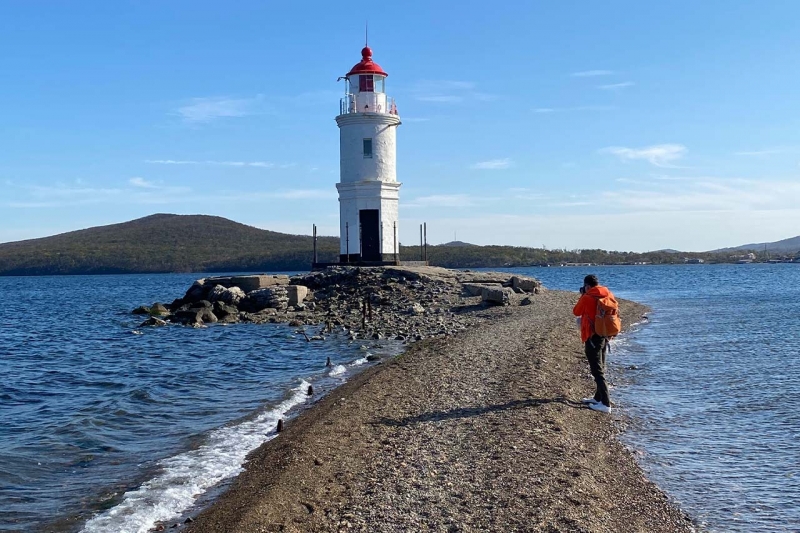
[1,214,798,275]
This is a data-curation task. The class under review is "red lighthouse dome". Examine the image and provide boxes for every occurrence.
[346,46,388,77]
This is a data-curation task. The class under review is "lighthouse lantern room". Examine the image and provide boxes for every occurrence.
[335,45,401,263]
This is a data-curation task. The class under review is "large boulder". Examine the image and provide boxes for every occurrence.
[208,285,246,306]
[231,275,289,292]
[481,286,516,306]
[286,285,308,307]
[511,276,541,293]
[462,283,497,297]
[173,306,218,325]
[213,301,239,318]
[183,279,209,303]
[139,316,167,327]
[243,286,289,311]
[150,303,169,316]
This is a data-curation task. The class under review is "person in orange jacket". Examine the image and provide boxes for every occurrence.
[573,274,616,413]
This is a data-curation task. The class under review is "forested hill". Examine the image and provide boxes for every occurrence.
[0,214,340,275]
[2,214,798,276]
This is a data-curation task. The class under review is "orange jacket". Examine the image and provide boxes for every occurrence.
[573,285,614,342]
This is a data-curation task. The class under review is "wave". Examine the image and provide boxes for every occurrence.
[80,379,311,533]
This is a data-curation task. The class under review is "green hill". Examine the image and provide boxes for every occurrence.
[2,214,797,276]
[0,214,340,275]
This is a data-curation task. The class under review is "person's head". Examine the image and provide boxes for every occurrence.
[583,274,599,289]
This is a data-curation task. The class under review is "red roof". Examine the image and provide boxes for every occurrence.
[346,46,388,77]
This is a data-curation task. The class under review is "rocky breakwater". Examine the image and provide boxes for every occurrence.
[132,266,542,343]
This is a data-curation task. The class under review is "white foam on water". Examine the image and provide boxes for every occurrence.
[328,364,347,376]
[350,356,369,366]
[80,379,312,533]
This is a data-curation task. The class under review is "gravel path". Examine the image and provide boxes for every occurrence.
[184,290,695,533]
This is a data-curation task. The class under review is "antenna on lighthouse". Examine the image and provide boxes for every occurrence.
[365,21,369,46]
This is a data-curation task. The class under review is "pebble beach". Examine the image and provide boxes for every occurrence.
[181,287,694,533]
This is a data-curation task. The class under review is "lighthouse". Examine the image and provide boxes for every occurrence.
[335,45,401,263]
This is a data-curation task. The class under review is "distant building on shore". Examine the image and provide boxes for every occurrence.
[335,44,401,263]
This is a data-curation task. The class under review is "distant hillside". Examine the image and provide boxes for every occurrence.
[0,214,339,275]
[712,235,800,253]
[3,214,796,276]
[441,241,476,247]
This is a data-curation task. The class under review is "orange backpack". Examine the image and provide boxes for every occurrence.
[594,295,622,337]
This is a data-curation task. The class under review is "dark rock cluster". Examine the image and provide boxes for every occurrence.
[133,266,542,343]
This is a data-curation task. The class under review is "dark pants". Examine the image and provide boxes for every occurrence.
[585,334,610,407]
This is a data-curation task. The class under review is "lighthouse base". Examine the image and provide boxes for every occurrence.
[311,258,429,271]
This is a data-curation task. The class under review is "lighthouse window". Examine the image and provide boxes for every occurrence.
[359,75,374,92]
[363,138,373,158]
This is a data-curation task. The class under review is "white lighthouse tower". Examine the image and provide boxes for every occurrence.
[336,44,401,263]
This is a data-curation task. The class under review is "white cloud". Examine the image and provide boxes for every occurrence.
[412,80,496,104]
[175,96,265,123]
[600,144,687,167]
[598,81,635,90]
[601,177,800,213]
[471,158,512,170]
[406,194,475,208]
[145,160,277,168]
[270,189,334,200]
[129,177,158,188]
[734,146,797,156]
[571,70,614,77]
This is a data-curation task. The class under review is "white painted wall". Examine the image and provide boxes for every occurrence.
[336,100,401,259]
[336,181,400,256]
[336,113,400,185]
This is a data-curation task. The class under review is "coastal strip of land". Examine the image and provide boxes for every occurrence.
[183,289,693,533]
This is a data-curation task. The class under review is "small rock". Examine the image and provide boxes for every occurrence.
[139,316,167,328]
[408,303,425,315]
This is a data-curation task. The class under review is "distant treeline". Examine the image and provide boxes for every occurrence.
[0,214,797,276]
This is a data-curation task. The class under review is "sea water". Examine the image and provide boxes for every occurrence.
[509,263,800,532]
[0,274,400,533]
[2,266,799,532]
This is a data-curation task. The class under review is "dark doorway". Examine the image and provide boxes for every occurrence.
[359,209,380,261]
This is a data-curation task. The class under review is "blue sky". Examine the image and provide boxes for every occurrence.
[2,1,799,251]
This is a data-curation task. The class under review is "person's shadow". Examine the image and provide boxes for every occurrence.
[373,397,583,427]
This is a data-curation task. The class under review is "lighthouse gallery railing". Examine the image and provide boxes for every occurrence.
[339,94,399,116]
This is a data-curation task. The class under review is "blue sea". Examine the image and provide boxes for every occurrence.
[1,264,799,532]
[0,273,401,533]
[509,263,800,533]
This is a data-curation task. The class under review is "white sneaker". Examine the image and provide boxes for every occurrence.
[589,403,611,414]
[581,397,600,405]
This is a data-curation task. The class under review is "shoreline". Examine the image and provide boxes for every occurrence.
[180,290,694,533]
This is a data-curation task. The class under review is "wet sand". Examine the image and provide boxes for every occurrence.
[184,290,694,533]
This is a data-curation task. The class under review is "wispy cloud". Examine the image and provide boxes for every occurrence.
[175,96,266,123]
[734,146,797,156]
[602,177,800,213]
[145,160,283,168]
[406,194,476,208]
[598,81,635,90]
[600,144,687,167]
[412,80,496,104]
[571,70,614,77]
[471,158,512,170]
[129,177,159,189]
[509,187,549,201]
[533,105,615,113]
[5,180,332,209]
